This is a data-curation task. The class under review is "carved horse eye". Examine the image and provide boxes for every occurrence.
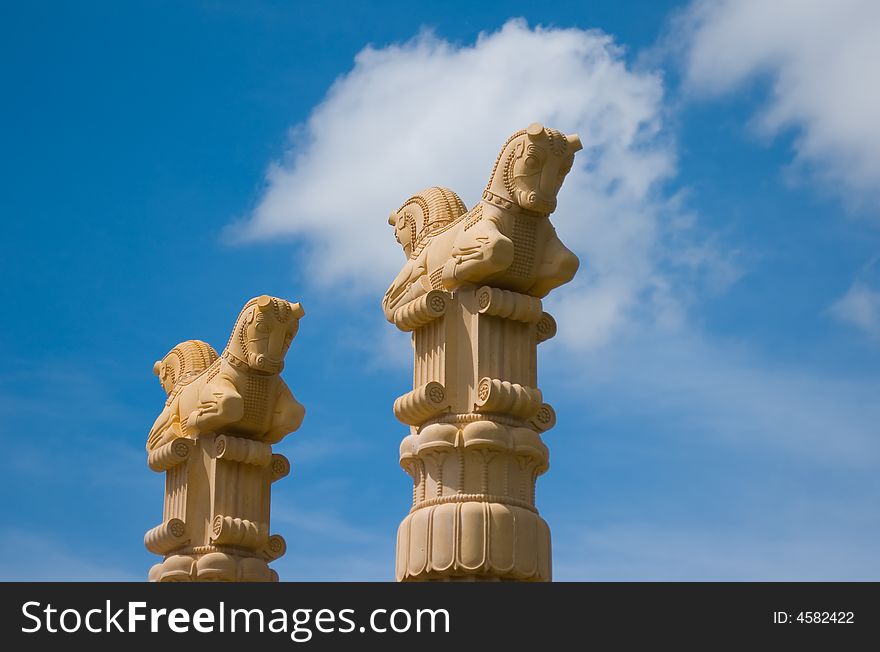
[255,321,269,333]
[525,155,539,169]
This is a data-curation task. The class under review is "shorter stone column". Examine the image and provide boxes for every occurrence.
[145,295,305,581]
[145,434,291,581]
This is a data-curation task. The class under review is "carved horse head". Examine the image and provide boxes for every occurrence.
[486,123,582,215]
[225,296,304,374]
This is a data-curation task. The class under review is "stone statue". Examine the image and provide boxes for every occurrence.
[382,122,581,321]
[145,295,305,582]
[148,295,305,451]
[384,124,581,581]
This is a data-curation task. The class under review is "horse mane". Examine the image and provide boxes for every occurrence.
[485,129,527,195]
[156,340,218,395]
[396,187,469,258]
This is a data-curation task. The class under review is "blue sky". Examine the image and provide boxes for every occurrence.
[1,0,879,580]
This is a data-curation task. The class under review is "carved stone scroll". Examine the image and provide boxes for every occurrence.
[476,286,543,323]
[392,290,449,331]
[393,381,448,425]
[474,377,543,420]
[147,437,195,472]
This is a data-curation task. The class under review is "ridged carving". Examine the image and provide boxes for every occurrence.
[393,381,448,425]
[474,377,543,420]
[147,437,194,472]
[412,494,537,513]
[396,503,551,581]
[211,515,265,548]
[392,290,449,331]
[144,518,188,555]
[270,454,290,482]
[215,434,272,466]
[148,552,277,583]
[262,534,287,561]
[476,286,543,323]
[528,403,557,432]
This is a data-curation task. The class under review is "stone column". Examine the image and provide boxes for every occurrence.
[145,295,305,581]
[382,123,582,581]
[391,287,559,581]
[145,433,292,581]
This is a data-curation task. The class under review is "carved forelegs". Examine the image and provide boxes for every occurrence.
[185,376,244,436]
[442,218,514,288]
[147,405,181,451]
[382,256,429,320]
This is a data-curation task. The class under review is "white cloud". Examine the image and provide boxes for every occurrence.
[237,19,726,350]
[677,0,880,204]
[831,281,880,338]
[227,17,880,581]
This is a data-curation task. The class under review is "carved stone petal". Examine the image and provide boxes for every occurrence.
[457,502,487,572]
[488,503,516,573]
[430,503,457,572]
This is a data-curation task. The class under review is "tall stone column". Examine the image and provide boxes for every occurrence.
[144,295,305,582]
[383,123,582,581]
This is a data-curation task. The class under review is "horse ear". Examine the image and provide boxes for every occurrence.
[527,122,544,140]
[567,134,583,152]
[256,295,273,312]
[388,212,398,226]
[153,361,163,377]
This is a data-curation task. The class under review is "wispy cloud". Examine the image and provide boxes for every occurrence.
[233,19,729,350]
[674,0,880,207]
[830,281,880,340]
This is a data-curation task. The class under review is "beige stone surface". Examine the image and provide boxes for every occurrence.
[384,123,581,581]
[145,295,305,581]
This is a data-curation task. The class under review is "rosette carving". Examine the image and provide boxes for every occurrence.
[147,437,194,472]
[476,286,543,323]
[474,377,543,420]
[144,518,188,555]
[392,290,449,331]
[393,381,448,425]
